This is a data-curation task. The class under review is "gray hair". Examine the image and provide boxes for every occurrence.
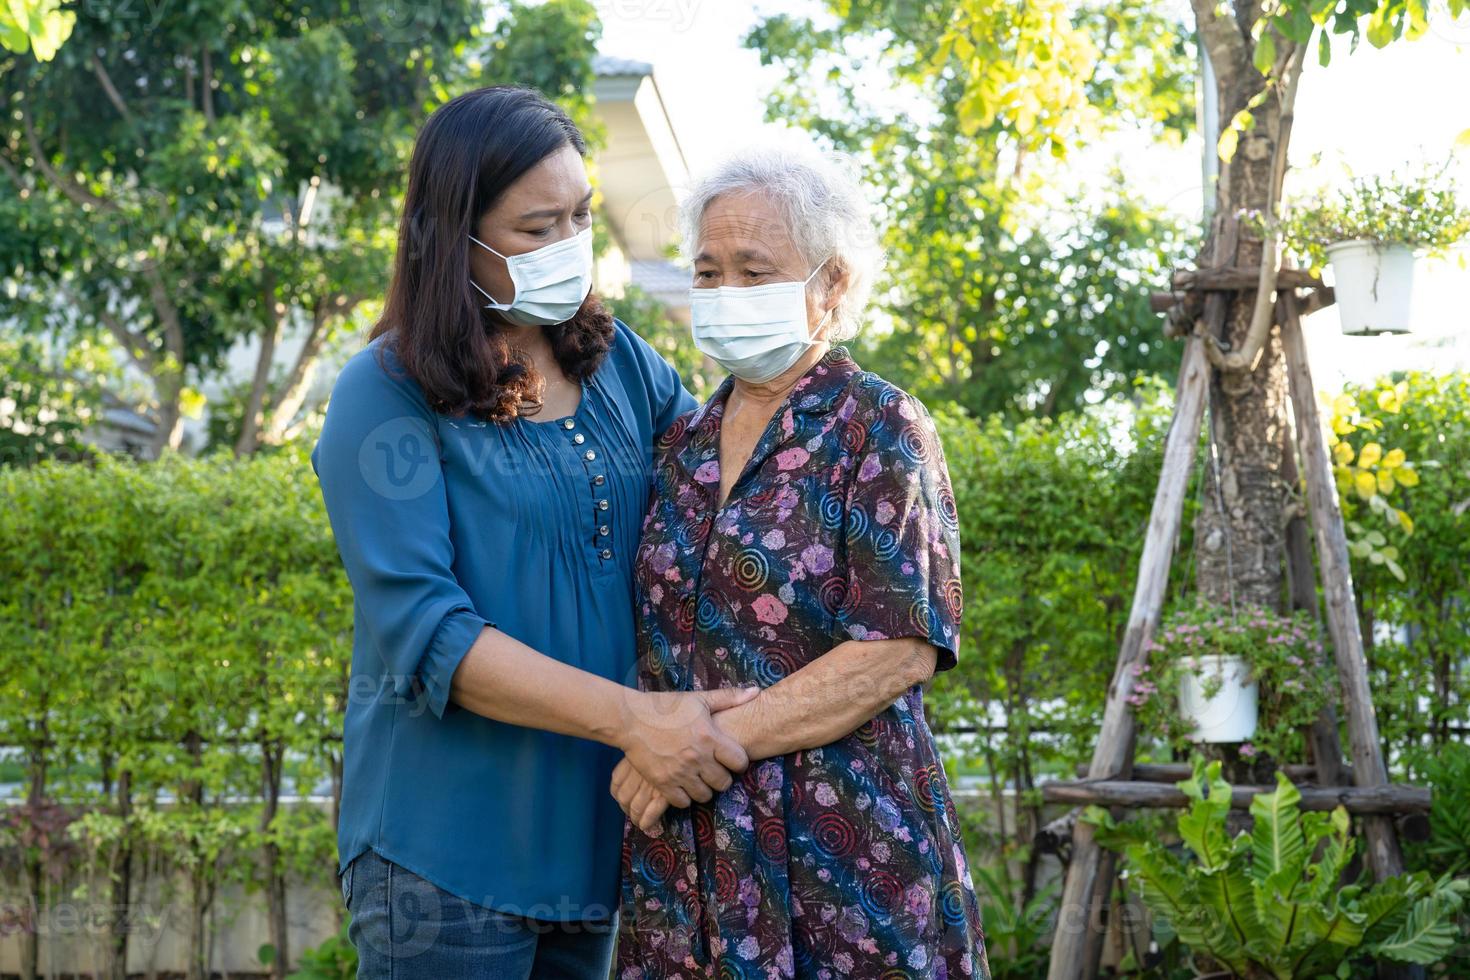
[678,144,883,342]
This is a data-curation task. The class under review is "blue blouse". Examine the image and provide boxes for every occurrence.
[311,318,696,921]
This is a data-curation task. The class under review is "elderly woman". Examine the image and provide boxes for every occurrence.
[612,146,991,978]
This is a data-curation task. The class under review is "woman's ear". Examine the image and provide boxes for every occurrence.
[818,260,850,324]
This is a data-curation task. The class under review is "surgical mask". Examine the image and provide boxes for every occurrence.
[689,259,830,383]
[468,227,594,327]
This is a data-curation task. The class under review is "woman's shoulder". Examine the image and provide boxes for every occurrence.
[331,334,429,407]
[605,316,667,374]
[843,363,935,429]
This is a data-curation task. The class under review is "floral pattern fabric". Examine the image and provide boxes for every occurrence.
[617,347,990,979]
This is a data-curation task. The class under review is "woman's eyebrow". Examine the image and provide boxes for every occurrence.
[694,247,775,264]
[517,189,594,221]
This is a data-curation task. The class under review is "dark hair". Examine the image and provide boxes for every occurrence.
[372,86,613,421]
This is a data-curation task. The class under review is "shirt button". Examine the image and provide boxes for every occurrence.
[598,525,610,536]
[573,433,585,445]
[562,419,575,430]
[584,450,596,462]
[600,548,613,559]
[593,474,605,486]
[598,499,609,511]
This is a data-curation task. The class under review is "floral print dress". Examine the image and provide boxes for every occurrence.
[618,347,990,979]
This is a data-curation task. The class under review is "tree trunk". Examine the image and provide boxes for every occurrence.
[105,770,134,980]
[236,271,281,456]
[261,741,289,979]
[1193,58,1291,616]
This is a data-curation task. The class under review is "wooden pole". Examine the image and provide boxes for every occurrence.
[1279,297,1406,881]
[1041,779,1430,814]
[1046,335,1211,980]
[1280,412,1348,787]
[1073,761,1346,783]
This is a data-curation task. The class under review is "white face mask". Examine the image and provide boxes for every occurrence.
[689,259,831,383]
[468,226,594,327]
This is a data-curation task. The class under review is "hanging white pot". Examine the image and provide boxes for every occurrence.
[1178,654,1258,743]
[1325,240,1416,335]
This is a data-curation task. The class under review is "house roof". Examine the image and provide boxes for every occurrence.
[593,55,653,77]
[590,54,688,261]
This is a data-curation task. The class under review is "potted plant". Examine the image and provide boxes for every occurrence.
[1131,602,1335,762]
[1281,169,1470,335]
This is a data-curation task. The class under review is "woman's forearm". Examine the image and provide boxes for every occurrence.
[448,626,635,746]
[450,627,759,806]
[714,637,939,761]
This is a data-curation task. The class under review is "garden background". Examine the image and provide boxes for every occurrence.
[1,0,1467,977]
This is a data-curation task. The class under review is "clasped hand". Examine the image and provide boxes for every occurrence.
[612,686,758,833]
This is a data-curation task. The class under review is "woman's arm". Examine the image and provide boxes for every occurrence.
[316,346,754,806]
[709,637,937,759]
[612,637,937,831]
[450,630,757,806]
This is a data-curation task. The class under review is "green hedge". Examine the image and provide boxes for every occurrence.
[0,449,351,976]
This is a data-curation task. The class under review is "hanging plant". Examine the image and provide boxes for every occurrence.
[1281,168,1470,269]
[1280,168,1470,335]
[1130,601,1336,763]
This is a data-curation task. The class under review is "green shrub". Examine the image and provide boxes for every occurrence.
[1087,760,1469,977]
[0,451,352,972]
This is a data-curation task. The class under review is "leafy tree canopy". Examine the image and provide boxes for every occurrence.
[747,0,1197,418]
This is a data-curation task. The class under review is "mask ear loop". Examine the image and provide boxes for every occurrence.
[467,234,515,309]
[804,257,836,337]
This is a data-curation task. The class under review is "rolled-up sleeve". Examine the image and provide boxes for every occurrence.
[311,346,489,719]
[837,391,964,672]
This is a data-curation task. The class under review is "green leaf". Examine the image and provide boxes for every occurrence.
[1366,4,1398,47]
[1370,893,1465,964]
[1253,31,1277,75]
[1250,772,1307,892]
[1218,126,1240,164]
[26,6,70,61]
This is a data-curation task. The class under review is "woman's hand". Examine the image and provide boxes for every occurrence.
[615,687,759,807]
[610,757,672,834]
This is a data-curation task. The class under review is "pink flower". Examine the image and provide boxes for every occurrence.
[752,595,788,625]
[1239,743,1257,758]
[801,544,834,575]
[776,447,810,470]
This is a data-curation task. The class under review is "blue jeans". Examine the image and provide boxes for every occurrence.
[341,849,617,979]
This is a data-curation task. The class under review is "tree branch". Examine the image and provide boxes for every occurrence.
[20,101,119,213]
[95,305,159,376]
[90,54,133,123]
[262,293,361,443]
[0,152,24,190]
[201,48,215,124]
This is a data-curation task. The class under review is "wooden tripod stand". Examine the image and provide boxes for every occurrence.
[1042,276,1431,980]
